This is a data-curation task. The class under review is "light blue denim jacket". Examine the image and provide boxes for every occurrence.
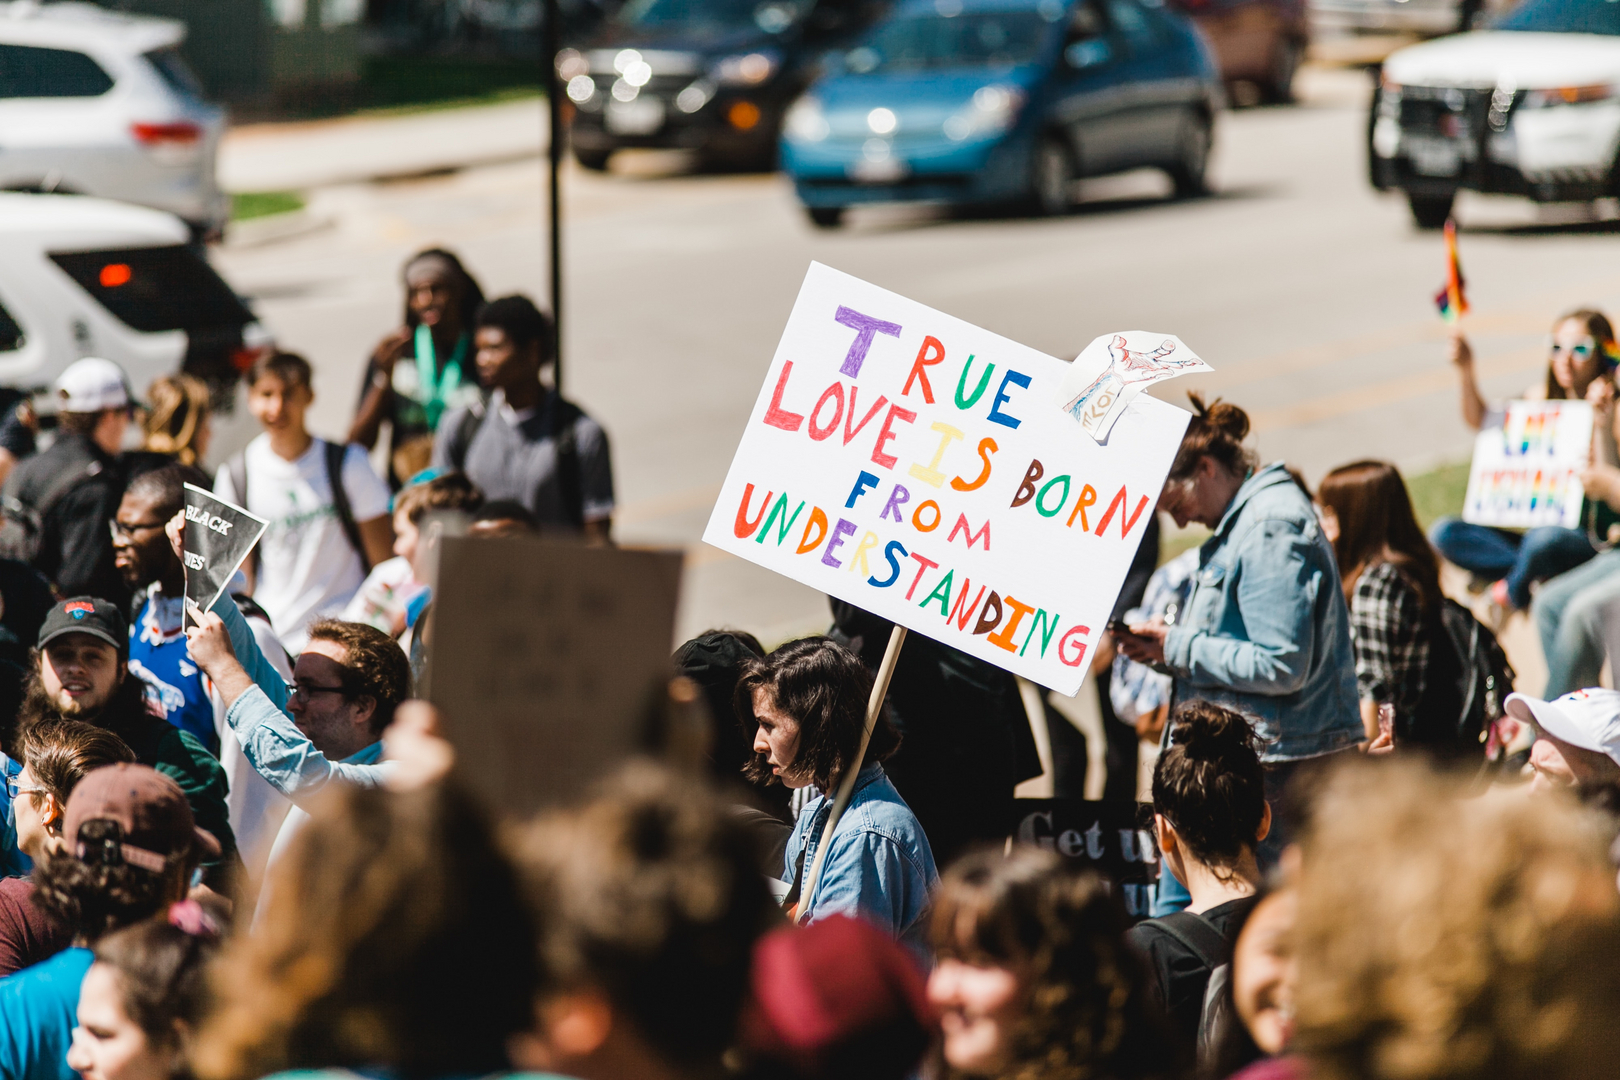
[783,764,938,951]
[1163,462,1362,762]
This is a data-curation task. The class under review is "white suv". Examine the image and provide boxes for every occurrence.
[0,193,265,406]
[1370,0,1620,228]
[0,1,228,240]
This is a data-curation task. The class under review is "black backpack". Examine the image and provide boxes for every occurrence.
[444,395,586,530]
[1413,598,1514,754]
[227,440,370,574]
[0,457,105,565]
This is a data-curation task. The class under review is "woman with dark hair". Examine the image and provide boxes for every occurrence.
[1129,701,1269,1050]
[1317,461,1459,751]
[192,781,538,1080]
[67,912,222,1080]
[736,637,936,949]
[1116,395,1361,861]
[1431,308,1620,611]
[349,249,487,488]
[926,846,1180,1080]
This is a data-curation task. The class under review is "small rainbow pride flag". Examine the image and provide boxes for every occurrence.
[1434,218,1469,323]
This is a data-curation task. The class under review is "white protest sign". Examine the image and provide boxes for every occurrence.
[1462,400,1593,530]
[702,263,1195,695]
[1060,332,1211,443]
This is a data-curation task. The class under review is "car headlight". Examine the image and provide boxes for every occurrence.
[567,75,597,104]
[1522,84,1619,108]
[784,96,830,142]
[555,48,589,81]
[942,84,1025,141]
[713,50,780,86]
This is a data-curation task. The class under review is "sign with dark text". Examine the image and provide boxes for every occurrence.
[182,483,268,615]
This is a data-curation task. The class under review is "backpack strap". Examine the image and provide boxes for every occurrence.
[32,457,103,520]
[1144,910,1231,971]
[446,399,487,473]
[324,441,371,574]
[548,396,586,531]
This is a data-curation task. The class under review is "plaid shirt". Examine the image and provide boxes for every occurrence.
[1350,561,1429,723]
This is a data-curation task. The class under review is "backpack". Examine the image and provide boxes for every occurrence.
[227,441,370,575]
[1421,597,1514,754]
[1140,910,1232,1069]
[0,457,105,565]
[444,395,586,530]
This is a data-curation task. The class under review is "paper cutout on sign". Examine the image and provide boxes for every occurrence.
[1060,333,1211,443]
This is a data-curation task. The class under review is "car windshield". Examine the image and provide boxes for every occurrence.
[847,10,1053,72]
[1493,0,1620,34]
[618,0,797,31]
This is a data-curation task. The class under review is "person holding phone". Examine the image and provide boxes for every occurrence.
[1115,394,1361,862]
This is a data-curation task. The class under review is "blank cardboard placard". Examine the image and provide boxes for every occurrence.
[426,535,684,816]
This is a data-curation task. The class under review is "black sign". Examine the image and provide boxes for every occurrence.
[1012,799,1162,919]
[182,483,269,615]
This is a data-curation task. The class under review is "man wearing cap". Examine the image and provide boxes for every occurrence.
[19,597,235,884]
[1504,689,1620,793]
[1,357,133,607]
[0,762,211,1080]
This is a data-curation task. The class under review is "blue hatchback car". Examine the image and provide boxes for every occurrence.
[780,0,1222,226]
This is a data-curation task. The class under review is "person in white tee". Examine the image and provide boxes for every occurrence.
[215,352,393,653]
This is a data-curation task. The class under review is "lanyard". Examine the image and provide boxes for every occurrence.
[412,324,469,430]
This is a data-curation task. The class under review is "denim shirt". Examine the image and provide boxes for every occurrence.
[1163,462,1362,762]
[783,764,938,951]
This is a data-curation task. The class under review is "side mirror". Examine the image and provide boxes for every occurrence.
[1064,38,1113,69]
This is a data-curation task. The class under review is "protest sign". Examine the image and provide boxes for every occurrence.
[701,262,1195,696]
[425,534,683,816]
[1462,400,1593,530]
[1012,799,1161,919]
[181,483,268,614]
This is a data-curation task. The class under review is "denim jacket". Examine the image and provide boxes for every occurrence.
[783,764,938,951]
[1163,463,1362,762]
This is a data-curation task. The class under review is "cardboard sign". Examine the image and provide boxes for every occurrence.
[1462,400,1594,530]
[1012,799,1161,919]
[425,535,683,816]
[182,483,268,614]
[702,263,1193,695]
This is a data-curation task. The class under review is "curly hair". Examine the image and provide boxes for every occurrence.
[1293,758,1620,1080]
[931,847,1180,1080]
[93,915,222,1057]
[1151,700,1266,871]
[31,819,188,941]
[303,620,412,736]
[193,782,536,1080]
[140,375,211,466]
[734,637,900,790]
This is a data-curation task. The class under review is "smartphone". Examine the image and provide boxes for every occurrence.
[1107,619,1133,637]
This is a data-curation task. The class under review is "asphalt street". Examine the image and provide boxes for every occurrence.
[212,68,1620,645]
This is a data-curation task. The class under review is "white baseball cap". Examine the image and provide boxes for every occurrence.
[1505,689,1620,766]
[55,357,129,413]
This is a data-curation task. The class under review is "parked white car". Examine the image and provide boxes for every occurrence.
[1370,0,1620,227]
[0,193,265,404]
[0,1,228,239]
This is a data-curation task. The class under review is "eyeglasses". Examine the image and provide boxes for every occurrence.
[1550,338,1598,359]
[6,777,46,801]
[288,680,350,701]
[108,519,167,543]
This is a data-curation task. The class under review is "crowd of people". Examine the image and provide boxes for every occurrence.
[0,252,1606,1080]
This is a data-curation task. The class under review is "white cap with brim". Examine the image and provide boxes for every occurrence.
[54,357,129,413]
[1505,688,1620,767]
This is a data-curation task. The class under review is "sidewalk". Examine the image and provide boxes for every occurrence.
[218,97,547,193]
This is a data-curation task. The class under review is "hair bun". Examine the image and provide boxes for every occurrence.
[1170,701,1257,762]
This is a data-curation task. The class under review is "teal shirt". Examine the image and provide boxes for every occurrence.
[0,946,92,1080]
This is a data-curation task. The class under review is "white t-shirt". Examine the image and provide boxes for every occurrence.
[215,436,390,652]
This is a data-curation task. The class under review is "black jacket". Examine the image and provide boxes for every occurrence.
[4,432,128,607]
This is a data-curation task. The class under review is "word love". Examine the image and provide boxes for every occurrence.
[184,504,234,535]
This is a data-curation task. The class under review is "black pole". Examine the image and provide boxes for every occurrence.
[544,0,564,393]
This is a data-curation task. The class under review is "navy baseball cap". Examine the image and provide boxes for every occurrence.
[38,597,126,656]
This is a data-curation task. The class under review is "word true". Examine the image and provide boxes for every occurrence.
[184,504,235,535]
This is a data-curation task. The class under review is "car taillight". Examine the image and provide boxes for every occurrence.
[131,122,202,146]
[231,344,270,373]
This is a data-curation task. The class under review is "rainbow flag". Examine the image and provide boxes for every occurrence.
[1434,218,1468,323]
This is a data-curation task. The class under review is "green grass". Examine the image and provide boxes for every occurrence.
[231,191,306,221]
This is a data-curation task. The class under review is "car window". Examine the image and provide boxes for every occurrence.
[49,247,252,335]
[619,0,790,31]
[0,44,114,98]
[0,293,22,353]
[1103,0,1160,51]
[849,10,1055,72]
[144,47,204,99]
[1494,0,1620,33]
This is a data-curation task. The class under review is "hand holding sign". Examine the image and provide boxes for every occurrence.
[181,483,268,617]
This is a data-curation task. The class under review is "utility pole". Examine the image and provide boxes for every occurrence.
[544,0,564,392]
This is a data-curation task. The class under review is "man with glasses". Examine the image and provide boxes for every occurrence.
[1,357,135,608]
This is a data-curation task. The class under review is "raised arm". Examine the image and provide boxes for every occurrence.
[1451,332,1490,431]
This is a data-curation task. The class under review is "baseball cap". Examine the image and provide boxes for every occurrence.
[38,597,126,656]
[54,357,129,413]
[63,763,219,873]
[1506,689,1620,766]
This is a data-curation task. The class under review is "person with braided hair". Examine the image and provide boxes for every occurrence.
[1128,701,1269,1050]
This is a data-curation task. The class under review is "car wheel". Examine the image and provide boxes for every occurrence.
[1408,192,1455,230]
[1170,113,1212,198]
[1264,38,1302,105]
[574,148,612,171]
[807,206,845,229]
[1028,135,1075,216]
